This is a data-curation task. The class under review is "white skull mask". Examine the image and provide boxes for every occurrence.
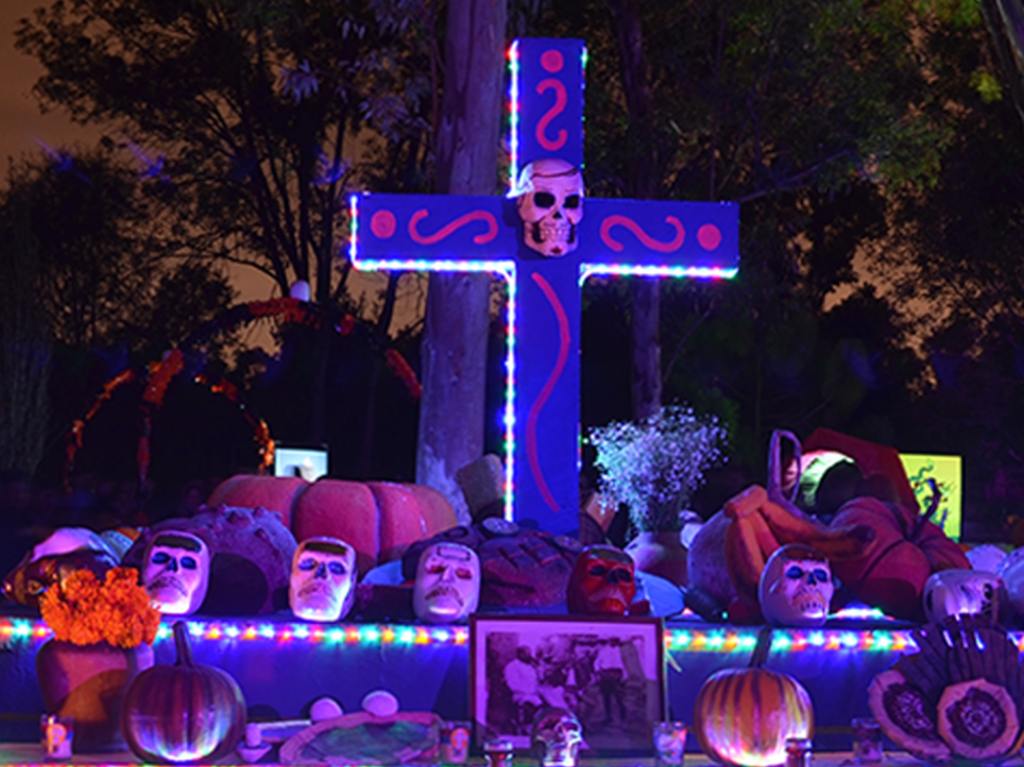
[924,569,1000,623]
[759,544,834,627]
[143,531,210,615]
[290,537,357,622]
[531,707,583,767]
[413,542,480,624]
[515,158,584,258]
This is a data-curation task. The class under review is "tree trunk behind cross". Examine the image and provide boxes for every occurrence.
[609,0,663,421]
[416,0,508,519]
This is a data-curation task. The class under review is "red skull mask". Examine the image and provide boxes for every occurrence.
[567,545,636,615]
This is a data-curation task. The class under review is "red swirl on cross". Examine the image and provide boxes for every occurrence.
[599,214,686,253]
[525,272,570,513]
[535,79,568,152]
[408,209,498,245]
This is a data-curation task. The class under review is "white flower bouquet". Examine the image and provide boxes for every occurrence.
[588,405,728,532]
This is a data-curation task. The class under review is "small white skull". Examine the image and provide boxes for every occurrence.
[758,544,834,627]
[531,707,583,767]
[515,158,584,258]
[923,569,1000,623]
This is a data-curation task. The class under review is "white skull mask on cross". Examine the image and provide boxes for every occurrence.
[289,537,357,622]
[758,544,834,627]
[515,158,584,258]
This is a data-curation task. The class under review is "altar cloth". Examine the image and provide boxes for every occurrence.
[0,744,1012,767]
[0,610,937,751]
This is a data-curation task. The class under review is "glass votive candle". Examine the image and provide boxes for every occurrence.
[652,720,688,765]
[851,717,883,763]
[441,720,472,763]
[39,714,73,759]
[484,737,515,767]
[785,736,813,767]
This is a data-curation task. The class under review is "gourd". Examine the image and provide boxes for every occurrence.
[122,621,245,763]
[694,627,814,766]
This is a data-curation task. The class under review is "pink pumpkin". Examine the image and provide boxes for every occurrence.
[207,475,307,529]
[208,475,456,575]
[294,480,455,574]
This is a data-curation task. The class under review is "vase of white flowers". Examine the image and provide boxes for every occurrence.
[588,405,727,585]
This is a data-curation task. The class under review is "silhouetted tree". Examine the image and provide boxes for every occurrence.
[0,189,51,475]
[17,0,437,443]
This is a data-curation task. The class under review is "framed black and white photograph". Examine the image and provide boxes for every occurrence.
[469,615,665,754]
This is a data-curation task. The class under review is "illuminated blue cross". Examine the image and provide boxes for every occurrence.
[350,38,739,535]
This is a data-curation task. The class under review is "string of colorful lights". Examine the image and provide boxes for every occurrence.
[4,616,1017,654]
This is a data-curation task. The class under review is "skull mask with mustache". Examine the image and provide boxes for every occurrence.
[142,531,210,615]
[413,543,480,624]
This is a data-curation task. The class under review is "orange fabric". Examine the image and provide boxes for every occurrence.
[830,496,969,620]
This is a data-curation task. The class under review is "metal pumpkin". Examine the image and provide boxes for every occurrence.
[122,621,246,763]
[694,628,814,766]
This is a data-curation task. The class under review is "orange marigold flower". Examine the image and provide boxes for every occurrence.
[40,566,160,647]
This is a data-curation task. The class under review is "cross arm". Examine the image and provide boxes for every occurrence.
[349,193,518,272]
[579,198,739,280]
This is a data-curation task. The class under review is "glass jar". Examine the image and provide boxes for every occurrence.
[851,717,883,763]
[784,736,813,767]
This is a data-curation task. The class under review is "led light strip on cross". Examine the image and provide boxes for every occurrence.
[579,263,739,283]
[4,616,1019,654]
[348,194,521,520]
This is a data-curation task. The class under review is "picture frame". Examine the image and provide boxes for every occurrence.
[469,614,665,755]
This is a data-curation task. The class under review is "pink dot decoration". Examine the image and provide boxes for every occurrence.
[697,224,722,251]
[370,210,397,240]
[540,50,564,73]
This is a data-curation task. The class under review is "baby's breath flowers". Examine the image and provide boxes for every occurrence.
[588,405,728,532]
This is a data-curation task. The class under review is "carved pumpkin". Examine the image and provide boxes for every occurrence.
[694,628,814,766]
[122,621,245,763]
[209,475,457,574]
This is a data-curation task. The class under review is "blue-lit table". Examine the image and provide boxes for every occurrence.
[0,745,992,767]
[0,610,968,752]
[2,744,1016,767]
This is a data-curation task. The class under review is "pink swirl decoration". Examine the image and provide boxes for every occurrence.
[599,214,686,253]
[535,79,568,152]
[525,272,570,513]
[408,209,498,245]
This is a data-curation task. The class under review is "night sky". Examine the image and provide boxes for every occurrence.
[0,1,412,346]
[0,1,96,164]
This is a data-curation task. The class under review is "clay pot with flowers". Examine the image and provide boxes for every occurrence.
[36,567,159,753]
[588,405,728,586]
